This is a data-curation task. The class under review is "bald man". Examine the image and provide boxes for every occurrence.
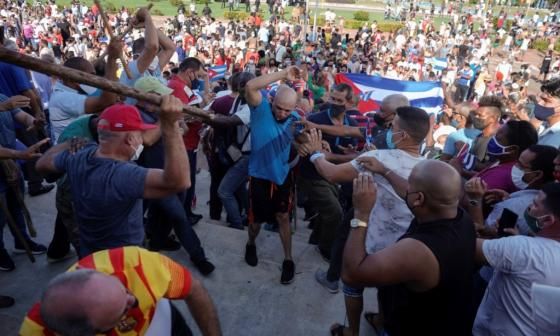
[243,66,303,284]
[48,40,122,144]
[20,247,221,336]
[342,161,476,336]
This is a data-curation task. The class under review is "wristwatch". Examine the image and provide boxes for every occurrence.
[350,218,368,229]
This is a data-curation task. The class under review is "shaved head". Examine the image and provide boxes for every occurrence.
[409,160,461,210]
[272,85,298,121]
[40,270,136,336]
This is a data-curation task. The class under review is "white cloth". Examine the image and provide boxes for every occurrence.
[532,284,560,336]
[145,299,172,336]
[48,81,87,144]
[351,150,424,254]
[473,237,560,336]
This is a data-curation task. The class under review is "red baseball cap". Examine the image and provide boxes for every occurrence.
[97,104,157,132]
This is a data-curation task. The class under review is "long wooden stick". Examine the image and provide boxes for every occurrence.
[0,47,211,120]
[94,0,133,79]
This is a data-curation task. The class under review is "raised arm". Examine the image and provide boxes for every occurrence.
[143,95,190,198]
[84,39,121,114]
[304,120,364,139]
[244,66,301,107]
[132,7,159,74]
[156,28,176,69]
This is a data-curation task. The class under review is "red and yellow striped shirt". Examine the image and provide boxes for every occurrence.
[19,247,192,336]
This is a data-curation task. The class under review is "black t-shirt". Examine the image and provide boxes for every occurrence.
[300,110,358,180]
[542,56,552,72]
[378,208,476,336]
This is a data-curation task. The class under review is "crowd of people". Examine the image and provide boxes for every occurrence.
[0,0,560,334]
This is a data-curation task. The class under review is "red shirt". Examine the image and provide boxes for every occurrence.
[167,75,203,150]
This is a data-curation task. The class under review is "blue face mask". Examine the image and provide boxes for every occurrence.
[191,79,201,91]
[450,119,460,128]
[486,135,510,156]
[386,129,403,149]
[534,103,556,121]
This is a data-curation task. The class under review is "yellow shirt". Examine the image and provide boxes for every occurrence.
[20,247,192,336]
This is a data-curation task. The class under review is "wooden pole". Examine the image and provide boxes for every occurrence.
[0,47,211,120]
[94,0,133,79]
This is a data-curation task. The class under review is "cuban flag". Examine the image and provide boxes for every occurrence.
[335,73,444,115]
[208,65,227,82]
[425,57,448,72]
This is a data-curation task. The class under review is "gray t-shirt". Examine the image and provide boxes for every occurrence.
[54,144,148,256]
[474,236,560,336]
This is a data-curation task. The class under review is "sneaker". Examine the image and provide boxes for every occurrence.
[315,269,339,294]
[47,249,76,264]
[14,240,47,255]
[148,236,181,252]
[0,249,15,272]
[280,259,295,285]
[315,246,331,263]
[188,213,203,226]
[193,259,215,276]
[0,295,15,309]
[244,243,258,266]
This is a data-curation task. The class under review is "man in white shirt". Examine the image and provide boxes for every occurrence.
[474,182,560,336]
[307,106,430,336]
[49,41,121,143]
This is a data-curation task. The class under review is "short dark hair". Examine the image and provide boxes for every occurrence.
[396,106,430,143]
[541,78,560,98]
[503,120,538,154]
[478,95,503,118]
[178,57,202,72]
[230,71,255,94]
[542,182,560,218]
[527,145,559,183]
[332,83,353,101]
[132,37,145,55]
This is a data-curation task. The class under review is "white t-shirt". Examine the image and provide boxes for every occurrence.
[48,82,87,144]
[351,150,424,254]
[473,236,560,336]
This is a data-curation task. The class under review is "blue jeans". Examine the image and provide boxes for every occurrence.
[0,180,31,250]
[218,155,249,227]
[184,150,197,215]
[148,193,206,262]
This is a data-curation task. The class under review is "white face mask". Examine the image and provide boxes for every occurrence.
[511,165,532,190]
[131,144,144,161]
[148,56,159,72]
[79,84,98,96]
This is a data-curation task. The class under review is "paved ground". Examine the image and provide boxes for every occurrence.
[0,169,377,336]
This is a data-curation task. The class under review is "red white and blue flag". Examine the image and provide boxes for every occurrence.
[208,65,227,82]
[335,73,444,115]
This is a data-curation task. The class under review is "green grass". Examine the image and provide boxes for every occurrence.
[51,0,450,28]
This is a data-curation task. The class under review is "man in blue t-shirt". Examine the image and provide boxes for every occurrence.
[243,66,302,284]
[36,96,190,257]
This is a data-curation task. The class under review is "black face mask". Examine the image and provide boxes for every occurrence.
[373,113,386,127]
[329,103,346,117]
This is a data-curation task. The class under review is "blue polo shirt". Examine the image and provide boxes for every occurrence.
[249,98,300,185]
[54,144,148,256]
[0,62,33,96]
